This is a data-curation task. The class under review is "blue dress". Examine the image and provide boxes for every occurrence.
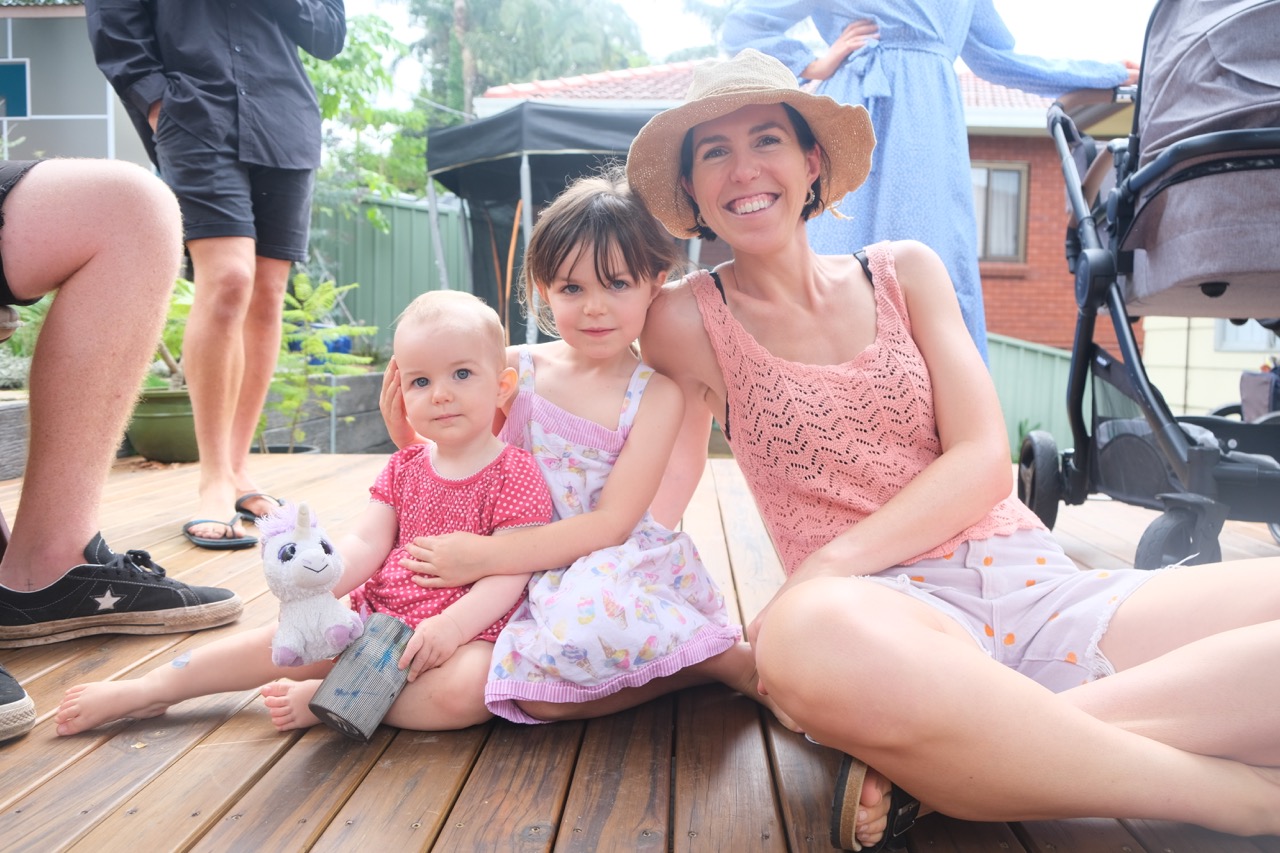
[722,0,1129,362]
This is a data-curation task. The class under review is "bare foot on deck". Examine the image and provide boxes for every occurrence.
[55,681,170,736]
[703,642,802,731]
[853,765,897,850]
[259,679,322,732]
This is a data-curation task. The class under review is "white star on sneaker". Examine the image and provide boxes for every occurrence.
[94,588,122,611]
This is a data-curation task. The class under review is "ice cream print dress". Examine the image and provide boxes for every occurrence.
[486,346,741,723]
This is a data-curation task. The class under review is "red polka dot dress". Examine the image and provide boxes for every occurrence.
[348,442,553,640]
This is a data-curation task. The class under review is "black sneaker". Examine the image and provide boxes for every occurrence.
[1,662,35,741]
[0,534,243,648]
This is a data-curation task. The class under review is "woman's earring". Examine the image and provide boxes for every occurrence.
[695,211,708,229]
[806,187,817,207]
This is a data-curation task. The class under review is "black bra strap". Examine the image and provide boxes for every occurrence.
[854,249,872,282]
[707,270,731,441]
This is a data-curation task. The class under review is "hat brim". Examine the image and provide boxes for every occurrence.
[627,88,874,238]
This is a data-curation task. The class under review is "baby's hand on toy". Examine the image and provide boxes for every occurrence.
[399,613,465,680]
[402,532,491,588]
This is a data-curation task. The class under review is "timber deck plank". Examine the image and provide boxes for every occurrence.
[0,452,1276,851]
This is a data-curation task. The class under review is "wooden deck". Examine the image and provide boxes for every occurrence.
[2,453,1279,852]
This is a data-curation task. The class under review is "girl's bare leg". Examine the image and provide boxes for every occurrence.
[514,642,794,726]
[56,625,331,735]
[756,577,1280,837]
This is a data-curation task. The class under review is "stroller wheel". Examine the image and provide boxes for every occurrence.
[1135,508,1223,569]
[1017,430,1061,530]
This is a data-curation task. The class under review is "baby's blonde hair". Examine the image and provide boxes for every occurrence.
[394,290,506,370]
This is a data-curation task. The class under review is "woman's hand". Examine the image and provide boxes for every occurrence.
[147,99,162,132]
[399,613,465,680]
[379,357,424,450]
[803,18,878,81]
[402,532,493,588]
[1122,59,1140,86]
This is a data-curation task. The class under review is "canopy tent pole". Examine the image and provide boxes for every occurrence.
[520,153,537,344]
[426,180,451,290]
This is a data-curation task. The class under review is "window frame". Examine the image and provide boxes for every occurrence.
[971,160,1030,264]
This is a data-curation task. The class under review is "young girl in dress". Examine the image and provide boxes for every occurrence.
[55,291,554,735]
[381,166,781,724]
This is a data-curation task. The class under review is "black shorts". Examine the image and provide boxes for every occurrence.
[0,159,44,307]
[153,114,314,262]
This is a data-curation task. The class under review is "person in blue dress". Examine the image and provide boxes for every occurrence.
[721,1,1139,362]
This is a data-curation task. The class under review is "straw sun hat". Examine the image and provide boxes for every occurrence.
[627,48,875,238]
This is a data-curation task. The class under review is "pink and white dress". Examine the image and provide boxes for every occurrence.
[485,347,741,723]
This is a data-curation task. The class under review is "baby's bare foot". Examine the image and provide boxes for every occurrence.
[55,681,170,736]
[259,679,322,732]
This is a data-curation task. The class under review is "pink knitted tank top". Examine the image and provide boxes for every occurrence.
[691,241,1042,575]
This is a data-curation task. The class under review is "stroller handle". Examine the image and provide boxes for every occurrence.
[1121,128,1280,198]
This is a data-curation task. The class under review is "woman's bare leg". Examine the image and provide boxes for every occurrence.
[756,577,1280,837]
[1065,559,1280,764]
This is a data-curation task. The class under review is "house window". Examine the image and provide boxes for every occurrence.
[1215,318,1278,352]
[971,162,1028,262]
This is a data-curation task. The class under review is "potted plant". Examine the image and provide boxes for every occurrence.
[125,278,199,462]
[255,271,377,453]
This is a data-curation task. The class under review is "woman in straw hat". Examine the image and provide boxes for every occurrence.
[629,49,1280,852]
[719,3,1138,364]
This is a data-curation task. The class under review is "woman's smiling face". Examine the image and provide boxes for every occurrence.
[682,102,821,250]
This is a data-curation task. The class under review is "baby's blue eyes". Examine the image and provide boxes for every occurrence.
[412,377,429,388]
[454,368,472,380]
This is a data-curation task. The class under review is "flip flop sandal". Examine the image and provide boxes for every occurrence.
[831,754,921,852]
[234,492,284,522]
[183,518,257,551]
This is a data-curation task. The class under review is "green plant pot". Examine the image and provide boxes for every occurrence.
[126,387,199,463]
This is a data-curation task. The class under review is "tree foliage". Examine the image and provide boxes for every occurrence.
[407,0,645,120]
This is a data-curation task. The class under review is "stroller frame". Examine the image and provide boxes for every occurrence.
[1023,0,1280,568]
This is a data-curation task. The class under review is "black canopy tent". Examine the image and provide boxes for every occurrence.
[425,101,664,343]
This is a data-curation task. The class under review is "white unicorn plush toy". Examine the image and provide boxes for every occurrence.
[259,501,363,666]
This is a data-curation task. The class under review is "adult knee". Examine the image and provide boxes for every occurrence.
[756,578,902,716]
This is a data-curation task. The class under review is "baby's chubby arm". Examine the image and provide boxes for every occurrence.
[332,501,398,599]
[400,532,531,680]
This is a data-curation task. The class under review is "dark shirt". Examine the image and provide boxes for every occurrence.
[85,0,346,170]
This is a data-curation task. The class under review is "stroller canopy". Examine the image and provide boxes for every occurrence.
[1136,0,1280,167]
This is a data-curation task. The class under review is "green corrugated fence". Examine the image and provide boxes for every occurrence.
[988,333,1077,459]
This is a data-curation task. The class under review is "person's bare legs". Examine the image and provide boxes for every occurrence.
[229,256,290,512]
[183,240,289,540]
[513,641,797,728]
[261,640,495,733]
[756,576,1280,837]
[0,159,180,589]
[54,624,331,734]
[1065,558,1280,764]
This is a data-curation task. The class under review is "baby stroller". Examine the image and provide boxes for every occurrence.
[1022,0,1280,568]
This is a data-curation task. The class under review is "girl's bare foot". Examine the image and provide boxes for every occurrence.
[55,681,170,736]
[259,679,322,732]
[701,642,802,731]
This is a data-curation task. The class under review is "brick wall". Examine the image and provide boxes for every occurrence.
[972,135,1142,354]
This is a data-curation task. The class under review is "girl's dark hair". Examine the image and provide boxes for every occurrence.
[677,103,831,242]
[520,162,684,337]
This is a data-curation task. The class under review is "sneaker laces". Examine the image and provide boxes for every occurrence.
[84,533,167,578]
[110,548,167,578]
